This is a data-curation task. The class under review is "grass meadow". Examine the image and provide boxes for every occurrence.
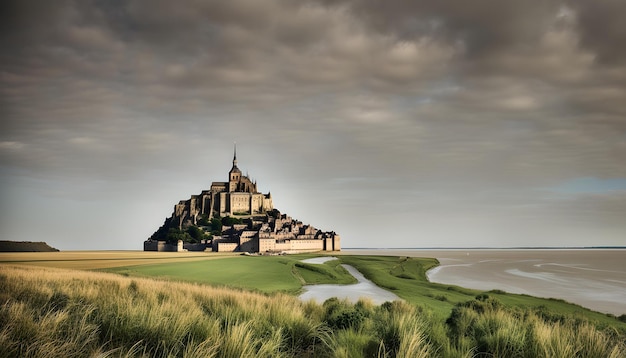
[103,255,356,293]
[1,252,625,357]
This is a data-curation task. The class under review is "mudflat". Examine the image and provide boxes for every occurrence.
[341,249,626,315]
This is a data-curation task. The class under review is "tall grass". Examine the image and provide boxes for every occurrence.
[447,295,626,358]
[1,265,624,357]
[0,265,322,357]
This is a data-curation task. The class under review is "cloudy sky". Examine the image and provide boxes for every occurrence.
[2,0,625,250]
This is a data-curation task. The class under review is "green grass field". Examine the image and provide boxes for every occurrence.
[104,255,356,294]
[294,259,357,285]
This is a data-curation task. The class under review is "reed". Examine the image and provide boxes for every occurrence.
[326,328,379,358]
[447,297,626,358]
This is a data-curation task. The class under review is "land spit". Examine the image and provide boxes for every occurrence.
[341,249,626,315]
[298,257,401,304]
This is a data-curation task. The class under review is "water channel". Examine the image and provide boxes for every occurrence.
[298,257,401,304]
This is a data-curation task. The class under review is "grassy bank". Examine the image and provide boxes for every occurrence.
[1,264,625,357]
[339,255,626,328]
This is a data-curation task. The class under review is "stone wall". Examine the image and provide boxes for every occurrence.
[289,239,324,251]
[239,236,258,252]
[144,240,184,252]
[182,242,210,251]
[215,242,238,252]
[332,235,341,251]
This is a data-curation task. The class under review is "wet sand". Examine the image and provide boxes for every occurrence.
[340,249,626,315]
[299,257,401,304]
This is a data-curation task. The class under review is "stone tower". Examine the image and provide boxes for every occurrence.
[229,144,241,192]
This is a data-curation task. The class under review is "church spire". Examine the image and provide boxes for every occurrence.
[228,142,241,192]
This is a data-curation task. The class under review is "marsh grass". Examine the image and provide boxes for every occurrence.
[0,265,322,357]
[1,264,625,357]
[447,296,626,358]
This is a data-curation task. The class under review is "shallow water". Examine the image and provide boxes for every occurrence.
[342,249,626,315]
[300,257,338,265]
[299,261,400,304]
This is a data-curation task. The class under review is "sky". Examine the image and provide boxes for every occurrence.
[1,0,626,250]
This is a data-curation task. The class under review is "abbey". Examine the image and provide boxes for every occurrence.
[173,146,274,228]
[145,147,340,253]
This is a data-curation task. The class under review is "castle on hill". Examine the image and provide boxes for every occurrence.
[174,145,274,226]
[144,147,340,253]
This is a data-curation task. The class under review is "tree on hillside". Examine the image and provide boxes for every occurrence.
[221,216,242,227]
[210,218,222,235]
[197,214,210,226]
[186,225,211,243]
[165,228,192,244]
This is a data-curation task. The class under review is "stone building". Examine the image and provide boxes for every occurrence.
[144,147,340,253]
[212,212,340,253]
[172,145,273,229]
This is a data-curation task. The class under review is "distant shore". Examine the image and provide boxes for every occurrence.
[0,241,59,252]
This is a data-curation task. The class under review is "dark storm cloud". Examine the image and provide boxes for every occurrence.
[570,0,626,65]
[331,1,559,53]
[2,0,625,180]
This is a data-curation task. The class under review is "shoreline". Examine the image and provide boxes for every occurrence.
[341,249,626,315]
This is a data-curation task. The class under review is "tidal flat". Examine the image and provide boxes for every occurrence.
[342,249,626,315]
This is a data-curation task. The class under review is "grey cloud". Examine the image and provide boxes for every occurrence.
[570,0,626,65]
[1,0,625,248]
[322,0,561,57]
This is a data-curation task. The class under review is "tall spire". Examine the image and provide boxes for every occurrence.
[233,142,238,167]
